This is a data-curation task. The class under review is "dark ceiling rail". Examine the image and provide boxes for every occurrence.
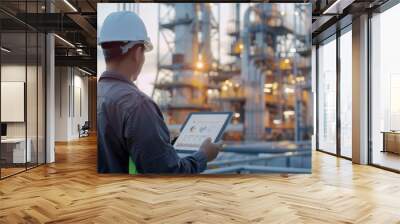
[0,7,37,31]
[55,55,96,73]
[13,13,83,32]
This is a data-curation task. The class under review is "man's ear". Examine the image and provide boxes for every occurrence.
[133,46,142,58]
[135,47,141,60]
[129,45,143,63]
[127,47,136,63]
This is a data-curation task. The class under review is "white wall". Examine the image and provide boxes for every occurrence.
[71,73,89,138]
[1,63,46,164]
[55,67,69,141]
[1,65,26,140]
[1,65,37,138]
[54,67,89,141]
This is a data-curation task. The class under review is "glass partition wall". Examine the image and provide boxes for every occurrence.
[0,30,27,177]
[316,26,353,159]
[0,1,46,179]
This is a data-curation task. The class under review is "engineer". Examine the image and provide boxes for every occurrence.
[97,11,222,174]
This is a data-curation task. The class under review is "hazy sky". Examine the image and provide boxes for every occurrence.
[97,3,249,96]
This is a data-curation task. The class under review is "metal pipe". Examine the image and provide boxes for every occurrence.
[208,151,311,166]
[242,6,268,141]
[203,165,310,174]
[176,146,310,155]
[203,165,243,174]
[241,165,311,174]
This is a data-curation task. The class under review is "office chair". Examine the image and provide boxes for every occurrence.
[79,121,90,138]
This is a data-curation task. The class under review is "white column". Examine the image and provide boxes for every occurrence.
[352,14,369,164]
[54,67,73,141]
[45,1,55,163]
[46,33,55,163]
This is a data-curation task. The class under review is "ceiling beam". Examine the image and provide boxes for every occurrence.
[67,13,97,46]
[55,55,96,72]
[323,0,356,14]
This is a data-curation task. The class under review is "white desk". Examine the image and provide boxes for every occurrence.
[1,138,31,163]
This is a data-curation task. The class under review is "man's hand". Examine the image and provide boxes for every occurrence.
[199,137,223,162]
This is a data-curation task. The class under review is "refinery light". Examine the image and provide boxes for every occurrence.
[264,88,271,93]
[196,61,204,70]
[264,83,273,88]
[283,110,295,117]
[285,87,295,94]
[273,119,282,125]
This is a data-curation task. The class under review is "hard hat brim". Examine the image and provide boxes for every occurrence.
[98,39,154,53]
[143,40,153,52]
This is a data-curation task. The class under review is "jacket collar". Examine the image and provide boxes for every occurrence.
[99,70,137,88]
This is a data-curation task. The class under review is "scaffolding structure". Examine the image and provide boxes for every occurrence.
[233,3,312,141]
[153,3,220,132]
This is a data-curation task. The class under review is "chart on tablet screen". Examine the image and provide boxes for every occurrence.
[174,114,229,150]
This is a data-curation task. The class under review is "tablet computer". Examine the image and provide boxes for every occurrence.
[173,112,233,151]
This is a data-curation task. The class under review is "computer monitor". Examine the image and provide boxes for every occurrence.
[1,123,7,137]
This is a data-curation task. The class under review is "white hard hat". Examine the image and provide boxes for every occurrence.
[98,11,153,52]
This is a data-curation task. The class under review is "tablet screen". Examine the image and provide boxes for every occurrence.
[173,112,232,151]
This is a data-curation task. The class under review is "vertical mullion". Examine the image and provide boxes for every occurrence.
[0,20,2,179]
[60,68,62,117]
[44,0,47,164]
[25,0,28,171]
[336,28,341,157]
[68,69,71,118]
[73,69,75,118]
[36,0,39,167]
[367,11,373,165]
[316,44,319,150]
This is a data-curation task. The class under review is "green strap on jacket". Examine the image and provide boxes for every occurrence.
[128,157,138,175]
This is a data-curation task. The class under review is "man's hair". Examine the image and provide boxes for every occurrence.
[101,41,144,63]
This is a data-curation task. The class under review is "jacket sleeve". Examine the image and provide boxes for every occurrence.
[123,99,208,174]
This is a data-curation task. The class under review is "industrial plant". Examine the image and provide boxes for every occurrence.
[151,3,313,173]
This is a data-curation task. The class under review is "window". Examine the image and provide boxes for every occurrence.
[371,3,400,171]
[317,36,337,154]
[339,29,352,158]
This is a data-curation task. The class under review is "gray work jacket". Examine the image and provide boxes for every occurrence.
[97,71,207,174]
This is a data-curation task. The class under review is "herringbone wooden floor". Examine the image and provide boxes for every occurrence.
[1,136,400,224]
